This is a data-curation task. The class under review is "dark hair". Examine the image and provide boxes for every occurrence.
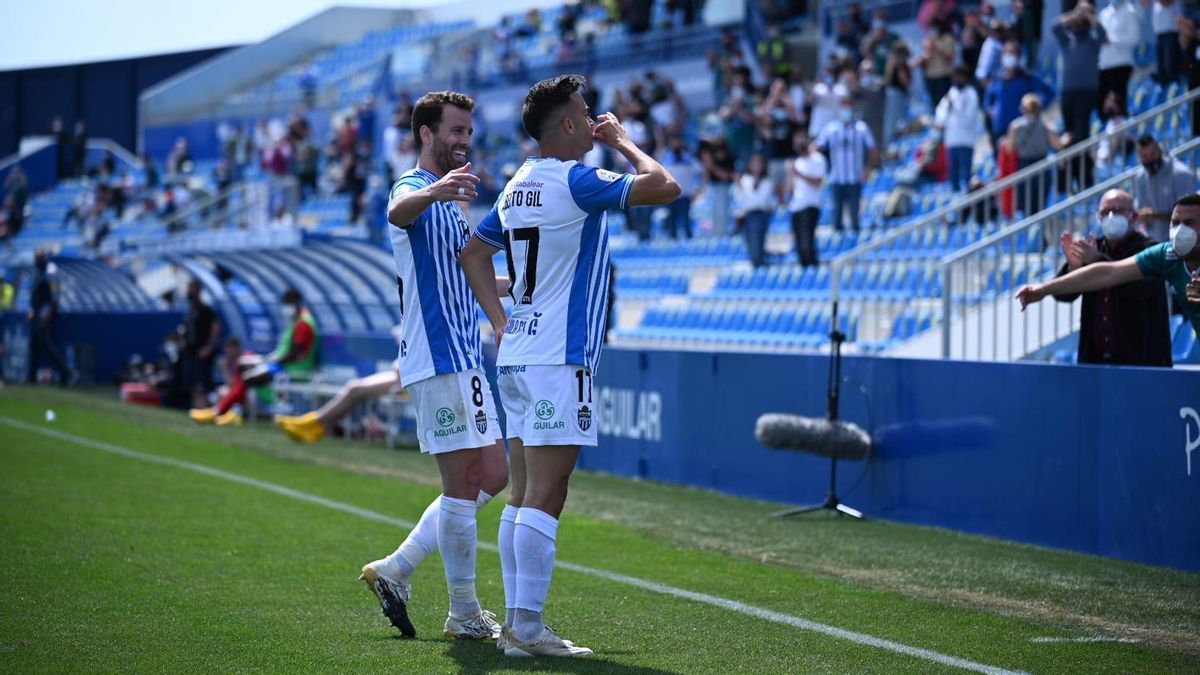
[1174,193,1200,209]
[281,287,303,305]
[952,64,970,80]
[225,336,242,349]
[522,74,586,141]
[410,91,475,150]
[1136,135,1159,148]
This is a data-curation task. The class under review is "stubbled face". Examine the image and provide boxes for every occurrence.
[425,105,473,174]
[565,91,595,157]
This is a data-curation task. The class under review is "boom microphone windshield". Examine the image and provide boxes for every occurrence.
[755,414,871,461]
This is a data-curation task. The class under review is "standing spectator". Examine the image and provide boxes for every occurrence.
[51,115,68,179]
[141,153,159,190]
[71,119,87,179]
[935,66,982,192]
[883,40,913,146]
[1097,0,1142,120]
[356,97,377,152]
[1052,189,1172,366]
[757,78,801,202]
[1152,0,1183,84]
[182,280,222,409]
[984,40,1056,152]
[1094,92,1132,173]
[1133,135,1197,242]
[975,20,1009,90]
[1007,94,1063,216]
[1054,2,1106,149]
[856,60,887,146]
[788,132,827,267]
[1181,16,1200,136]
[659,136,702,239]
[26,252,74,385]
[224,122,252,180]
[1013,0,1045,67]
[808,73,848,138]
[736,154,775,268]
[861,10,900,75]
[959,11,989,76]
[699,136,736,235]
[758,26,790,78]
[818,99,878,232]
[166,137,193,175]
[921,20,957,106]
[5,165,28,217]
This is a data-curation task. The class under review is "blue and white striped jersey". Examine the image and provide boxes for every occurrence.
[475,157,635,371]
[387,167,482,386]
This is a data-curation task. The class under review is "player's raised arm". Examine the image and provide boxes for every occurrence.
[592,112,680,206]
[387,162,480,228]
[1015,256,1144,309]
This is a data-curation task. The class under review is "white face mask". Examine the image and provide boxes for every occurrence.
[281,305,298,321]
[1170,224,1197,257]
[1100,214,1129,240]
[1001,54,1019,70]
[839,108,854,122]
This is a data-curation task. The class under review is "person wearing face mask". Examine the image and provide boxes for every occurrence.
[1053,2,1106,162]
[984,40,1056,154]
[935,65,982,192]
[1097,0,1141,121]
[817,100,878,232]
[1049,190,1172,366]
[1133,136,1197,244]
[1018,193,1200,342]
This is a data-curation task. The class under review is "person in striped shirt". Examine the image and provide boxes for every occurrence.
[817,99,878,232]
[357,91,509,643]
[460,74,680,657]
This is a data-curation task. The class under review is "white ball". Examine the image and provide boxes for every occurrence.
[45,410,56,423]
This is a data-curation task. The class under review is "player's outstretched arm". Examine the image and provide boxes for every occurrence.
[460,236,508,338]
[1015,256,1143,310]
[387,163,480,228]
[593,113,680,206]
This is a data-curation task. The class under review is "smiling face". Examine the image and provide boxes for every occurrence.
[423,104,473,175]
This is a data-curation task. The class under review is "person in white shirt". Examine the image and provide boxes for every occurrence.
[934,66,982,192]
[1153,0,1184,84]
[808,76,848,138]
[1097,0,1143,119]
[659,135,703,238]
[459,74,679,658]
[788,133,827,267]
[736,153,777,268]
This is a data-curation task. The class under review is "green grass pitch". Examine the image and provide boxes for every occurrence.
[0,386,1196,673]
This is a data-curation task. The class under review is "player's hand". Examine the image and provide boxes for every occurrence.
[491,317,508,347]
[1015,284,1046,310]
[428,163,479,203]
[593,113,630,148]
[1187,271,1200,305]
[1072,234,1101,266]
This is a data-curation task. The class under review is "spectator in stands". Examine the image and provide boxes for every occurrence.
[356,97,377,152]
[757,78,802,202]
[1054,2,1105,158]
[808,70,848,138]
[224,122,253,181]
[882,40,913,146]
[758,26,790,78]
[253,120,272,166]
[140,153,159,190]
[166,138,193,175]
[959,10,988,76]
[699,135,736,236]
[181,280,222,410]
[984,40,1055,151]
[295,136,319,200]
[818,98,877,232]
[1052,189,1172,366]
[918,0,961,32]
[861,9,899,76]
[4,165,27,221]
[1097,0,1142,121]
[1007,94,1063,216]
[1013,0,1044,67]
[1018,193,1200,341]
[789,132,826,267]
[1152,0,1183,84]
[1094,92,1133,173]
[659,135,701,239]
[921,19,957,107]
[300,61,318,108]
[935,65,981,192]
[191,287,319,424]
[51,115,68,179]
[736,153,775,268]
[974,20,1009,91]
[26,252,74,385]
[1133,135,1197,243]
[72,119,87,179]
[1182,16,1200,135]
[855,60,887,144]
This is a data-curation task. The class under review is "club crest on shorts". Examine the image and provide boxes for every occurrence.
[577,405,592,431]
[436,407,456,428]
[474,409,488,434]
[535,400,555,420]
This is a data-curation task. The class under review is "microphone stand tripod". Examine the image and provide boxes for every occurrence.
[772,300,865,519]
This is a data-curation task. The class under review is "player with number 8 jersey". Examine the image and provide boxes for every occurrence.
[460,75,680,658]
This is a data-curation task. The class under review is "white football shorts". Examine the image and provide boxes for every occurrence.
[497,364,598,447]
[406,368,503,455]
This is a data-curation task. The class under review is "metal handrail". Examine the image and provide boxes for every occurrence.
[831,85,1200,299]
[937,134,1200,359]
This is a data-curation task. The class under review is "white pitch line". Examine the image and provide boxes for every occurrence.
[2,416,1024,675]
[1029,637,1140,644]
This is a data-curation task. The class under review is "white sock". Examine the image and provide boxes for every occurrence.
[475,490,494,509]
[513,507,558,640]
[497,504,519,626]
[438,495,481,618]
[383,495,441,580]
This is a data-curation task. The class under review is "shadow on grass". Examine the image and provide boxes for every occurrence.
[443,639,684,674]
